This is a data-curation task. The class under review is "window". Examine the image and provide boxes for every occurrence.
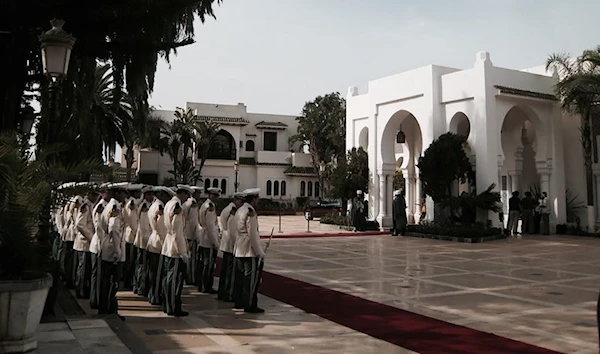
[204,178,210,191]
[273,181,279,196]
[315,182,320,198]
[281,181,287,196]
[263,132,277,151]
[212,179,219,188]
[221,179,227,195]
[307,181,313,197]
[300,181,306,197]
[245,140,255,152]
[206,130,236,160]
[266,180,272,196]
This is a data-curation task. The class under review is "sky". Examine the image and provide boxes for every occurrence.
[148,0,600,117]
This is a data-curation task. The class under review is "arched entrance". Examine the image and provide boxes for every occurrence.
[206,130,237,160]
[449,112,474,197]
[358,127,369,150]
[379,110,424,226]
[500,105,550,217]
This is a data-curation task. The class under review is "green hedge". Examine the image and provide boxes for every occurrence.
[320,213,380,231]
[406,222,502,238]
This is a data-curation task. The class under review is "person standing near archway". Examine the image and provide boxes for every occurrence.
[350,190,368,231]
[392,190,407,236]
[538,192,551,235]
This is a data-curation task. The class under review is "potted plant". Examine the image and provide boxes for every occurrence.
[0,132,103,353]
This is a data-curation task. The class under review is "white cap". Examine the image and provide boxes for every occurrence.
[356,190,363,194]
[141,185,154,194]
[57,182,76,190]
[153,186,176,197]
[107,182,129,190]
[242,188,260,197]
[190,186,204,193]
[176,184,194,195]
[394,190,401,197]
[127,183,144,191]
[233,191,246,199]
[207,187,221,196]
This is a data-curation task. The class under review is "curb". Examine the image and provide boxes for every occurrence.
[259,231,389,239]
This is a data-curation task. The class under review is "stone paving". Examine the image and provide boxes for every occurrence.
[36,216,600,353]
[258,215,348,235]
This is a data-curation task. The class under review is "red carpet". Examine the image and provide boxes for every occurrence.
[259,231,388,239]
[258,271,564,354]
[215,259,562,353]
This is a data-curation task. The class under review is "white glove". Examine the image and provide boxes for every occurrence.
[181,254,190,264]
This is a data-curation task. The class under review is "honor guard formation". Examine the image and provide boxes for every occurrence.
[51,182,266,319]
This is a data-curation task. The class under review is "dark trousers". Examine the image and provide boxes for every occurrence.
[162,256,185,315]
[133,247,148,296]
[60,241,76,288]
[218,252,235,301]
[90,253,99,309]
[232,258,244,308]
[52,235,61,261]
[98,259,120,314]
[198,246,216,293]
[147,251,163,305]
[123,243,136,289]
[241,257,262,311]
[75,251,91,299]
[541,214,550,235]
[185,239,197,285]
[522,209,534,234]
[534,213,541,234]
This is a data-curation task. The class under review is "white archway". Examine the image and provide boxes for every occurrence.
[358,127,369,151]
[379,110,424,225]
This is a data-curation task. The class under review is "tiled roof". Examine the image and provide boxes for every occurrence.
[198,116,250,125]
[494,85,557,101]
[255,121,288,129]
[284,166,317,175]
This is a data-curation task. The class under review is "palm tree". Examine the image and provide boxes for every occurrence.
[547,48,600,226]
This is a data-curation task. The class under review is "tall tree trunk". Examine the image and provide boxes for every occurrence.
[581,113,595,226]
[124,143,135,182]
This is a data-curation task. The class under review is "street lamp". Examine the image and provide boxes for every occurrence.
[39,19,76,80]
[38,19,76,146]
[319,161,326,200]
[233,160,240,192]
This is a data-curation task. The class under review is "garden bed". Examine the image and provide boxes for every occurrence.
[404,223,505,243]
[320,213,380,231]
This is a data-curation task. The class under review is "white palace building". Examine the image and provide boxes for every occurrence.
[128,102,320,203]
[346,51,589,231]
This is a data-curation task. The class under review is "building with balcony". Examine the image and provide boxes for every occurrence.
[128,102,321,202]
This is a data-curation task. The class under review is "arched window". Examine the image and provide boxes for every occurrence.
[307,182,313,197]
[204,178,210,191]
[221,179,227,195]
[315,182,320,198]
[300,181,306,197]
[212,178,219,188]
[266,180,272,196]
[206,130,237,160]
[245,140,255,152]
[281,181,287,196]
[273,181,279,196]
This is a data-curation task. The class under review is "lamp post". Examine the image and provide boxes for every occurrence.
[319,161,326,200]
[37,19,75,246]
[233,160,240,192]
[38,19,76,147]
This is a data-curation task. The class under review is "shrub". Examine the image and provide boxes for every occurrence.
[320,213,380,231]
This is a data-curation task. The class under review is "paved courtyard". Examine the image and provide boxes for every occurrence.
[55,232,599,353]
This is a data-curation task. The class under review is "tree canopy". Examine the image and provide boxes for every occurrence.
[327,147,369,202]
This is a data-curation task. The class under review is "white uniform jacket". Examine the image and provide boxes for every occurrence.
[133,198,153,249]
[234,203,264,258]
[73,199,94,252]
[161,196,188,258]
[100,199,123,262]
[64,198,81,242]
[198,199,220,249]
[123,197,140,244]
[146,199,167,254]
[89,199,108,254]
[219,202,237,253]
[182,198,198,241]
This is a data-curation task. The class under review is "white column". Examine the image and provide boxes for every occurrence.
[404,171,415,223]
[386,172,394,218]
[414,175,422,222]
[509,170,522,194]
[378,173,387,219]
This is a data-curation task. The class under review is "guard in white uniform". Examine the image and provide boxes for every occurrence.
[61,196,82,289]
[197,187,221,294]
[122,184,144,290]
[181,185,199,285]
[74,189,99,299]
[98,183,128,316]
[89,183,111,309]
[161,186,192,316]
[146,186,175,305]
[217,192,245,302]
[133,186,155,296]
[234,188,265,313]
